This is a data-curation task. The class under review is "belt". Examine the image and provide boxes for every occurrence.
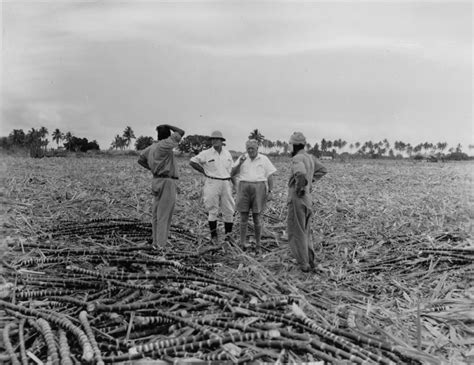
[240,180,265,184]
[155,174,178,180]
[205,174,231,181]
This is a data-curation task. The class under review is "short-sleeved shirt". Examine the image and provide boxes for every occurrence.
[190,148,233,179]
[233,153,277,182]
[289,150,327,193]
[139,132,182,178]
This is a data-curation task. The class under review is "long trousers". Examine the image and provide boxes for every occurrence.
[287,187,314,268]
[151,178,177,247]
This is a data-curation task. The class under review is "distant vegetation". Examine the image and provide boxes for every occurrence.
[0,125,472,161]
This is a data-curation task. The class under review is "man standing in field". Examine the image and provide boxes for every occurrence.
[287,132,327,272]
[231,139,277,253]
[189,131,235,243]
[138,124,185,248]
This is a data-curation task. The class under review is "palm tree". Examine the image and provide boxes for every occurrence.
[320,139,327,153]
[39,126,49,151]
[8,129,26,146]
[436,142,447,155]
[248,129,265,145]
[275,140,283,154]
[39,126,48,137]
[26,128,40,146]
[122,126,136,149]
[64,132,73,143]
[52,128,64,148]
[414,143,423,154]
[111,135,126,150]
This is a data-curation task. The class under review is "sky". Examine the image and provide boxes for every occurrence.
[1,0,472,152]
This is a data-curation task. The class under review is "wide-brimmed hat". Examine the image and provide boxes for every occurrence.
[289,132,306,145]
[210,130,226,141]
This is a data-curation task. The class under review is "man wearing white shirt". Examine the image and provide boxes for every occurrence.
[190,131,235,242]
[231,139,277,253]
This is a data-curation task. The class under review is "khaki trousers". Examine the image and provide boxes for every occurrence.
[151,178,177,247]
[287,187,314,268]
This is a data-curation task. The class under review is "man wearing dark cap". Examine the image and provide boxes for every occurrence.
[190,131,235,242]
[138,124,185,248]
[287,132,327,272]
[231,139,277,253]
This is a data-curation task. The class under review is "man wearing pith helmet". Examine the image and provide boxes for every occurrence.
[190,131,235,242]
[287,132,327,272]
[231,139,277,253]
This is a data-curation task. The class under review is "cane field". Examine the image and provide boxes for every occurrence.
[1,154,473,365]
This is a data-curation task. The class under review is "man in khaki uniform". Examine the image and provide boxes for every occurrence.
[190,131,235,242]
[138,124,185,248]
[287,132,327,272]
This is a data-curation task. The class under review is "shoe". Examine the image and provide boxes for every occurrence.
[301,265,311,273]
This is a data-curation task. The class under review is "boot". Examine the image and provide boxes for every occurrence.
[224,222,233,234]
[208,221,218,242]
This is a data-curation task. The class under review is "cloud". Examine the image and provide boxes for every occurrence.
[1,1,472,151]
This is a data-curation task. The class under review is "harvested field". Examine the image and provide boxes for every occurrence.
[1,155,473,364]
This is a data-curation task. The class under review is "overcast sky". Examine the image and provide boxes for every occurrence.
[1,1,472,152]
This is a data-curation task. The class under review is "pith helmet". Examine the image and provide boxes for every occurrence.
[289,132,307,145]
[210,130,226,141]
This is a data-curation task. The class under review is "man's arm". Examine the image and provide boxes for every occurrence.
[138,156,150,170]
[266,174,274,200]
[137,147,151,170]
[292,156,307,197]
[162,124,185,137]
[295,172,308,197]
[313,159,327,182]
[189,161,205,175]
[231,155,246,177]
[264,157,277,191]
[267,174,274,192]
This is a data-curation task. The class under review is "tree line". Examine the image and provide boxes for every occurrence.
[0,127,100,156]
[1,126,471,160]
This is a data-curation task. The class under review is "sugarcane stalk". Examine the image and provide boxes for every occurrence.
[255,339,338,364]
[58,329,73,365]
[36,318,60,365]
[79,310,104,365]
[18,319,28,365]
[291,303,395,365]
[0,299,94,363]
[15,289,77,299]
[3,322,21,365]
[104,329,280,363]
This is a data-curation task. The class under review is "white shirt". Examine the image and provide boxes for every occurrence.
[190,147,233,179]
[233,153,277,182]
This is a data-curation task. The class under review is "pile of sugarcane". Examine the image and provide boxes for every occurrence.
[0,219,436,364]
[38,217,201,246]
[348,231,474,278]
